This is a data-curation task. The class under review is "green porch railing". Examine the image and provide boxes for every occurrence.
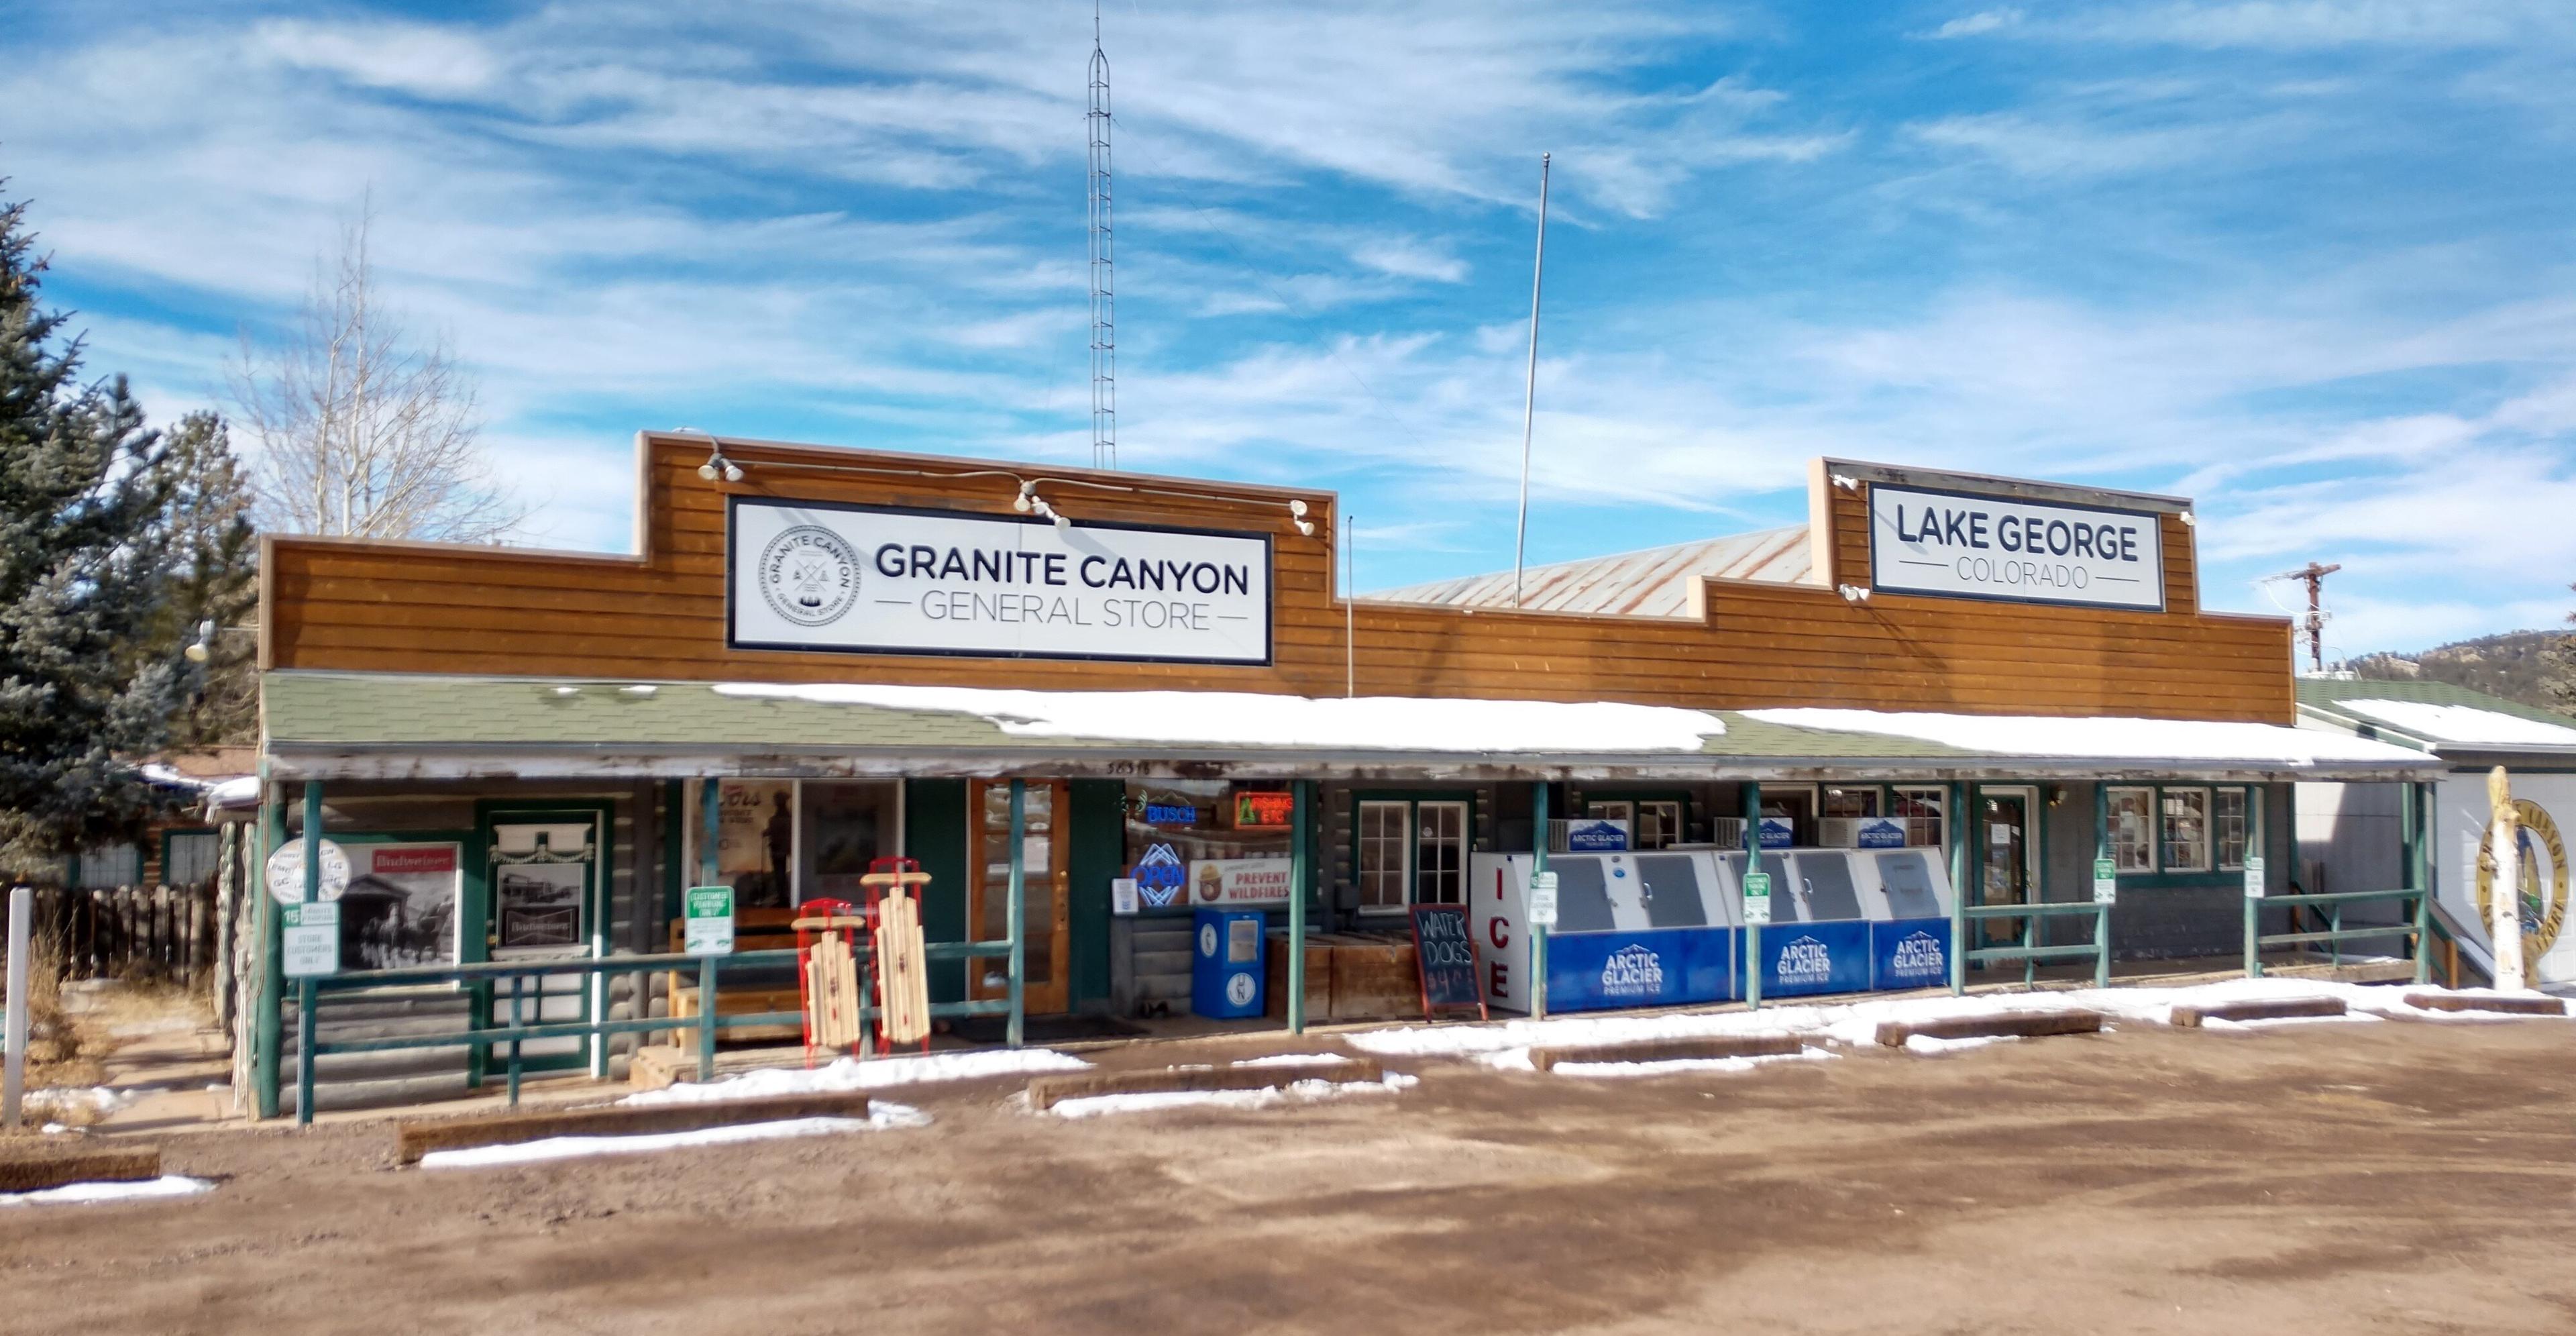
[2242,888,2428,984]
[292,941,1017,1125]
[1958,901,2113,990]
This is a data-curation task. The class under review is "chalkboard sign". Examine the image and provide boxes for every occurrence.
[1408,905,1487,1021]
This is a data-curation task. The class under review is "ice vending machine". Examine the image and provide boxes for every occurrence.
[1468,852,1738,1014]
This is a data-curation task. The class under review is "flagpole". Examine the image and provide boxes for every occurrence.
[1512,153,1551,609]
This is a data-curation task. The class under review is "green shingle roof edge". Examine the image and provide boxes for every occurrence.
[2297,678,2576,738]
[260,670,1982,760]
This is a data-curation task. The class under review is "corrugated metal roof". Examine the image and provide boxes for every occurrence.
[1359,525,1811,617]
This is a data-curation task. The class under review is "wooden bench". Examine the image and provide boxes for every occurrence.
[664,908,813,1049]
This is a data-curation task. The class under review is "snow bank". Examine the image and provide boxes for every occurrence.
[1548,1048,1839,1079]
[1743,708,2420,766]
[1904,1034,2016,1055]
[1229,1053,1351,1069]
[714,683,1726,754]
[1046,1073,1417,1119]
[21,1086,136,1118]
[622,1048,1089,1105]
[0,1176,212,1207]
[1346,978,2520,1061]
[420,1107,928,1169]
[2339,699,2576,749]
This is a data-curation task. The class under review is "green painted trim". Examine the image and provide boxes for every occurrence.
[906,778,970,1005]
[661,779,686,929]
[2100,782,2261,880]
[1066,779,1124,1008]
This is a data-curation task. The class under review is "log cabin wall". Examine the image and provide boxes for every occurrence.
[260,432,2296,723]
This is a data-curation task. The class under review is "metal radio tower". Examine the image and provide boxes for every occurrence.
[1087,5,1117,470]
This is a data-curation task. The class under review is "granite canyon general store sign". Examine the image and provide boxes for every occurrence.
[728,498,1273,664]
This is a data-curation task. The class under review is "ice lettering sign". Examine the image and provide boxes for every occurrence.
[1870,484,2164,611]
[1408,905,1486,1019]
[729,498,1271,664]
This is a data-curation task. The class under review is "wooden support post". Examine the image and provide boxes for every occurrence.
[1287,780,1309,1035]
[1740,781,1763,1011]
[2245,784,2265,978]
[1948,780,1970,995]
[1531,781,1550,1022]
[2092,782,2112,990]
[697,956,716,1083]
[698,777,720,885]
[2400,778,2421,990]
[1006,779,1026,1049]
[294,781,322,1127]
[254,782,284,1120]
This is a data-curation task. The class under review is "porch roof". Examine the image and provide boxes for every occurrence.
[256,671,2436,786]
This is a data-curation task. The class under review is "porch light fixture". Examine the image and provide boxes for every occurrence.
[2178,511,2197,527]
[183,619,257,663]
[696,440,744,482]
[1831,473,1860,491]
[1288,499,1315,537]
[1017,482,1070,528]
[1837,584,1872,603]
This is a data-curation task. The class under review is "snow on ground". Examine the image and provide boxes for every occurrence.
[1548,1048,1840,1079]
[623,1048,1088,1106]
[1344,978,2555,1066]
[420,1107,929,1170]
[1046,1073,1418,1120]
[19,1086,137,1118]
[0,1176,211,1207]
[1905,1034,2017,1055]
[714,683,1726,753]
[1229,1053,1351,1069]
[1742,708,2421,766]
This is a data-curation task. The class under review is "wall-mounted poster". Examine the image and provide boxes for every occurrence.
[720,780,796,909]
[494,862,584,952]
[1189,858,1295,907]
[340,843,462,969]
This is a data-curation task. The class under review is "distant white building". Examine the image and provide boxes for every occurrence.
[2297,680,2576,988]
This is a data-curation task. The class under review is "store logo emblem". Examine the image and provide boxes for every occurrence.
[1599,943,1666,996]
[758,524,861,627]
[1890,930,1943,977]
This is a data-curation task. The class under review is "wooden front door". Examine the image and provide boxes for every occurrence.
[1978,788,2034,949]
[969,780,1071,1015]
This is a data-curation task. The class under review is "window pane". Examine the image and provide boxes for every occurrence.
[1639,802,1681,850]
[2108,788,2156,872]
[1821,787,1879,819]
[1415,801,1466,906]
[164,832,221,887]
[1894,788,1945,847]
[2214,789,2249,871]
[1358,802,1408,911]
[2161,788,2210,873]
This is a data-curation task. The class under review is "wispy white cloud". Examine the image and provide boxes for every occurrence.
[1923,9,2025,40]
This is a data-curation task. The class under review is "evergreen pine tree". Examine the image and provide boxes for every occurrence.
[0,192,195,864]
[138,411,258,748]
[2544,584,2576,713]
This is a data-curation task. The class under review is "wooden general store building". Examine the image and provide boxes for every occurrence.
[233,431,2434,1115]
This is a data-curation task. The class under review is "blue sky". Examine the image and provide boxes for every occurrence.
[9,1,2575,658]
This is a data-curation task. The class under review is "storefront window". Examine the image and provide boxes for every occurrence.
[1356,801,1409,911]
[1122,780,1293,913]
[1414,801,1467,905]
[1583,799,1681,850]
[2214,788,2249,871]
[2108,786,2155,872]
[2161,788,2211,873]
[1821,787,1880,819]
[162,831,221,887]
[1894,787,1945,847]
[799,780,900,905]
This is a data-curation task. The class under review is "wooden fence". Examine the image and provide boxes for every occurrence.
[15,882,223,988]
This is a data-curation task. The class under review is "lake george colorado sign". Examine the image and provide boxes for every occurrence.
[1868,484,2164,611]
[729,499,1271,664]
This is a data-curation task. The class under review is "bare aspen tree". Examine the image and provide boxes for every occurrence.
[230,203,523,543]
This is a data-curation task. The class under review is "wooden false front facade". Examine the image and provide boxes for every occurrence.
[259,432,2295,723]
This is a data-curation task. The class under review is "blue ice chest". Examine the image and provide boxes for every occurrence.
[1192,907,1267,1019]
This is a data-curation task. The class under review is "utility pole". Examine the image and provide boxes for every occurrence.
[1511,153,1551,609]
[2268,562,2342,673]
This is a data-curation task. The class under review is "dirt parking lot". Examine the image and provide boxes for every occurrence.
[4,1014,2573,1335]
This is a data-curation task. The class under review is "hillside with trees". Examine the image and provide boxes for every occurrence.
[2347,628,2573,711]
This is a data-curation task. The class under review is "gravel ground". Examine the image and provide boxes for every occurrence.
[3,1014,2571,1335]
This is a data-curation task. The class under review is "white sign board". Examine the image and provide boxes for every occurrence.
[683,886,735,956]
[264,839,350,906]
[1110,877,1140,916]
[729,499,1271,664]
[2242,855,2265,899]
[281,901,339,978]
[1189,858,1295,907]
[1870,484,2164,611]
[2092,858,2120,905]
[1527,871,1560,929]
[1743,871,1774,925]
